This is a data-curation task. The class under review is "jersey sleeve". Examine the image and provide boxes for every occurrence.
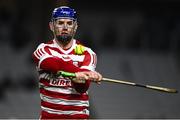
[72,48,97,93]
[32,43,50,67]
[80,48,97,71]
[32,43,80,73]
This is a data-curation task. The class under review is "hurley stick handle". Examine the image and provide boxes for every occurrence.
[57,71,76,77]
[56,71,85,83]
[102,77,178,93]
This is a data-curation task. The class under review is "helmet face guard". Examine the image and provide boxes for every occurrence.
[51,6,77,45]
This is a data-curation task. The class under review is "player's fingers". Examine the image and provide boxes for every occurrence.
[96,72,102,81]
[95,73,101,81]
[88,72,97,80]
[75,72,89,80]
[87,71,100,81]
[84,74,89,80]
[91,71,102,81]
[88,71,102,83]
[93,72,102,85]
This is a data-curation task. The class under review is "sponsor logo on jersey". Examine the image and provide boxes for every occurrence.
[50,78,72,87]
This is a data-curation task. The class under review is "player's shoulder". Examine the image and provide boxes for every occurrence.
[75,39,96,55]
[35,40,54,49]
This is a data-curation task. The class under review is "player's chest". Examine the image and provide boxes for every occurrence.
[48,48,85,67]
[62,54,85,67]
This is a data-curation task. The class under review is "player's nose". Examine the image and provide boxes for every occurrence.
[62,23,68,29]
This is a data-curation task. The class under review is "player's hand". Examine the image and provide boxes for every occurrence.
[86,71,102,84]
[75,71,102,84]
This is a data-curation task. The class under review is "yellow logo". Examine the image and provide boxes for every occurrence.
[74,45,85,55]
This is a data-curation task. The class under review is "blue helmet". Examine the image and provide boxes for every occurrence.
[51,6,77,21]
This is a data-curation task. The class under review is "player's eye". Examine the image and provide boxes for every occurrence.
[57,21,64,25]
[54,20,74,28]
[67,21,73,26]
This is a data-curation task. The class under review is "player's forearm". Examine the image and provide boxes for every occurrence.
[39,57,91,93]
[39,57,80,73]
[57,71,93,94]
[72,80,90,93]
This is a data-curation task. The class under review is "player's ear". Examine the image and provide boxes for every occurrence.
[49,22,54,32]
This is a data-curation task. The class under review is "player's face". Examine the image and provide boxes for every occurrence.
[51,18,77,45]
[53,18,75,35]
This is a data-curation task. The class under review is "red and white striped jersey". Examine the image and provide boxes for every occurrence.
[32,39,97,119]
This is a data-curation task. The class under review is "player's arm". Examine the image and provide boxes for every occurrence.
[72,48,102,93]
[32,43,82,74]
[32,44,101,93]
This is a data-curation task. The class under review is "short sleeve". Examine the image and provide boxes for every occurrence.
[32,43,52,67]
[80,48,97,71]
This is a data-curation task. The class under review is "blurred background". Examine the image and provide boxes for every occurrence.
[0,0,180,119]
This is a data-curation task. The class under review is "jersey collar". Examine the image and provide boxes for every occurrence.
[53,39,76,54]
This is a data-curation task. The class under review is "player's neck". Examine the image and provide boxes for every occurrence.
[55,39,73,50]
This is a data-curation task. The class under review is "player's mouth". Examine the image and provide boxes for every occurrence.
[61,32,68,35]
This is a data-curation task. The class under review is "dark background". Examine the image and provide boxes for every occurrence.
[0,0,180,119]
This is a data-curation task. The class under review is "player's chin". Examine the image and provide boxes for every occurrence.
[56,35,72,44]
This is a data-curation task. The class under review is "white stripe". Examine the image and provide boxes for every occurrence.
[38,54,54,68]
[41,106,89,115]
[36,50,42,58]
[48,49,85,62]
[88,49,94,66]
[48,49,84,62]
[39,73,47,79]
[80,66,95,71]
[49,49,63,58]
[39,48,45,55]
[34,43,46,60]
[39,73,51,80]
[90,54,93,66]
[45,74,49,79]
[68,55,85,62]
[49,49,74,62]
[42,48,46,54]
[39,83,44,86]
[44,86,79,94]
[40,94,89,107]
[34,52,40,59]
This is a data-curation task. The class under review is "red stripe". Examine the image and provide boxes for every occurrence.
[81,51,91,66]
[40,78,50,86]
[41,100,88,111]
[40,88,89,101]
[38,49,42,56]
[41,110,89,119]
[35,51,40,58]
[45,46,65,54]
[40,48,45,54]
[44,46,52,55]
